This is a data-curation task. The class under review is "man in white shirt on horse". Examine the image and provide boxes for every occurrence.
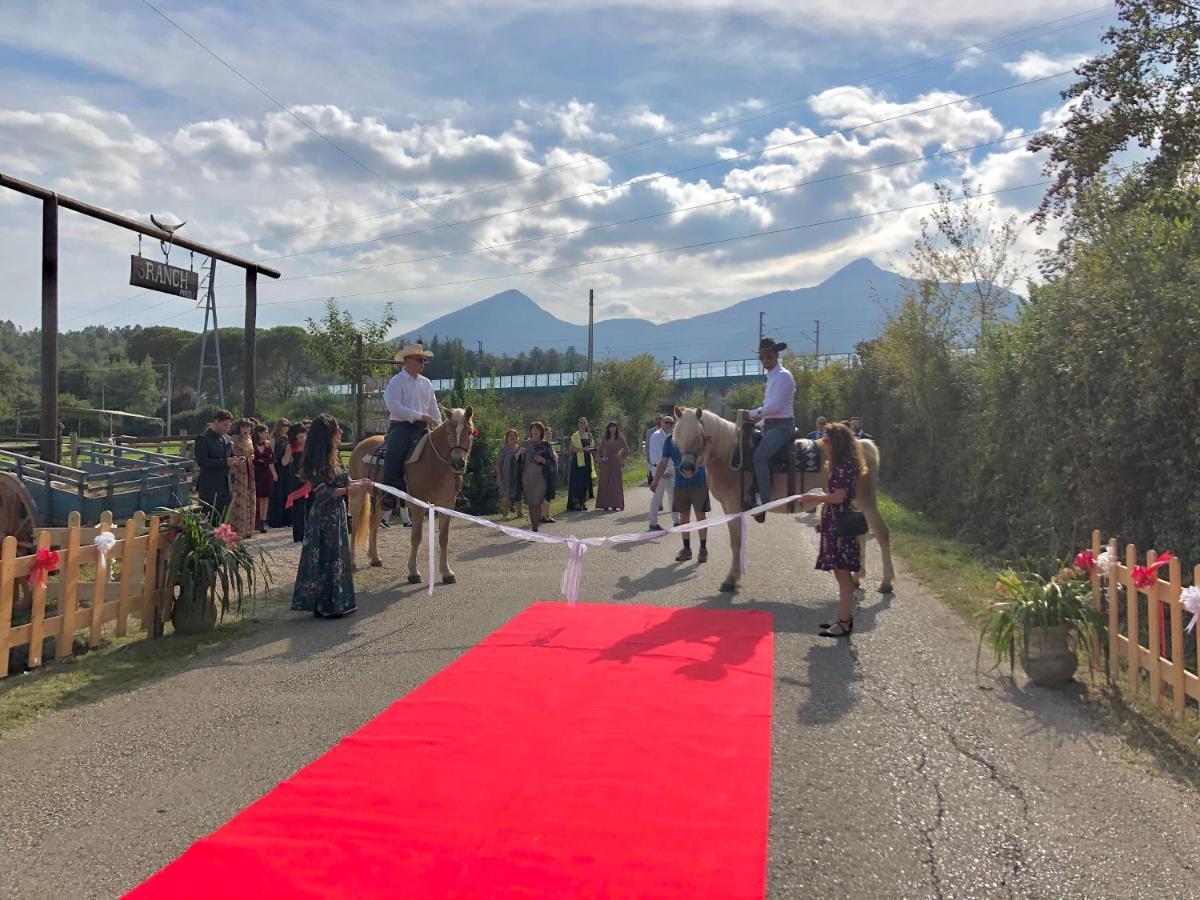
[743,337,797,514]
[380,343,442,512]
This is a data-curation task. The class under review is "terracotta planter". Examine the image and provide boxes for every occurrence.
[1021,623,1078,686]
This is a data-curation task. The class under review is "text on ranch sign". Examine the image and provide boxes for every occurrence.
[129,255,199,300]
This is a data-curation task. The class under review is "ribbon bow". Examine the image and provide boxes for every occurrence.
[1074,549,1096,576]
[1132,551,1172,590]
[285,482,311,510]
[94,532,117,582]
[28,548,60,591]
[1182,586,1200,635]
[560,536,604,605]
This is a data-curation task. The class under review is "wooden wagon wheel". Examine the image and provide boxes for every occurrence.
[0,472,38,556]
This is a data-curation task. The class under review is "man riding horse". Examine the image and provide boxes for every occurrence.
[380,342,441,508]
[742,337,797,522]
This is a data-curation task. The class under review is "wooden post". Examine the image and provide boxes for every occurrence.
[41,195,60,465]
[0,536,15,678]
[141,515,161,635]
[89,517,112,648]
[1168,556,1185,720]
[355,334,365,443]
[57,522,82,660]
[1107,538,1120,683]
[244,269,257,417]
[1146,548,1162,708]
[1126,544,1139,695]
[115,517,137,637]
[27,529,50,668]
[70,431,79,468]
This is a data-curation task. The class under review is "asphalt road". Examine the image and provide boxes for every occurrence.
[1,485,1198,898]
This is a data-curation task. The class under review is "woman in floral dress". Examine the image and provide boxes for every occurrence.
[291,414,372,618]
[800,422,867,638]
[229,419,257,538]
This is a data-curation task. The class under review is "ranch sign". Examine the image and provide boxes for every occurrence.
[129,255,199,300]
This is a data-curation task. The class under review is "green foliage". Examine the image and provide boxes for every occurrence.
[454,381,518,516]
[1030,0,1200,224]
[721,381,764,417]
[556,376,615,432]
[163,505,271,619]
[596,354,671,432]
[305,299,397,381]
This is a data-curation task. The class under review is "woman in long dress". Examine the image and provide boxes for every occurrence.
[495,428,523,520]
[517,422,557,532]
[284,423,309,543]
[595,421,630,511]
[566,417,595,512]
[229,419,257,538]
[291,414,372,618]
[267,418,291,527]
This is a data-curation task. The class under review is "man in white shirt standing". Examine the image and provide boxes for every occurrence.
[743,337,797,511]
[647,415,681,531]
[380,342,442,511]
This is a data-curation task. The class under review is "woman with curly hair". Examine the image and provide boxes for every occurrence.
[291,414,373,618]
[800,422,868,638]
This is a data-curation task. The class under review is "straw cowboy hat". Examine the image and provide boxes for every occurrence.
[393,342,434,362]
[757,336,788,354]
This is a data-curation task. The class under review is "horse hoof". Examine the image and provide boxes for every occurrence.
[407,574,422,584]
[719,580,737,593]
[878,583,894,594]
[442,574,457,585]
[370,559,383,568]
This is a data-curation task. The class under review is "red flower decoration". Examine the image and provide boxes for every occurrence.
[1131,551,1172,590]
[1074,549,1096,575]
[28,548,60,590]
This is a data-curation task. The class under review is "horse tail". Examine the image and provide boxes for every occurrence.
[351,489,372,558]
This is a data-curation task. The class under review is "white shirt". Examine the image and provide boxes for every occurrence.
[384,369,443,424]
[647,428,671,468]
[752,364,796,420]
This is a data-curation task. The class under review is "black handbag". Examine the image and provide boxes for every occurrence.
[835,509,869,537]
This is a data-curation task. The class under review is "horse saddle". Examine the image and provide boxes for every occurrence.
[729,426,822,474]
[359,434,430,471]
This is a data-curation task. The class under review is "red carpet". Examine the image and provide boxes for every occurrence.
[130,602,774,898]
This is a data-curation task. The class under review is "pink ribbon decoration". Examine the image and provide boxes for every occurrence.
[1131,552,1172,590]
[285,482,311,510]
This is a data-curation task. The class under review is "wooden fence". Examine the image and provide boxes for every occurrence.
[0,510,164,678]
[1090,530,1200,721]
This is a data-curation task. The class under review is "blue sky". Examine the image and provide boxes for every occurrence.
[0,0,1112,343]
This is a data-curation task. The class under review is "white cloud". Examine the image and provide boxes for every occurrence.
[1003,50,1089,80]
[539,99,616,143]
[628,108,673,133]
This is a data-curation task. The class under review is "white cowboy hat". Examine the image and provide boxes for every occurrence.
[393,343,434,362]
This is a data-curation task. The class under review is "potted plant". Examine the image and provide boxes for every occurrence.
[161,506,271,635]
[977,560,1105,686]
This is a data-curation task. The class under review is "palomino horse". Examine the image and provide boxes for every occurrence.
[670,405,895,594]
[348,406,475,584]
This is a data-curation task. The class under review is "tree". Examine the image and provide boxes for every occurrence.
[597,354,671,432]
[1029,0,1200,224]
[721,382,764,418]
[305,300,397,382]
[557,376,613,432]
[258,326,318,403]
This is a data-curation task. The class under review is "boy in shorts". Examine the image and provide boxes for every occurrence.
[651,428,710,563]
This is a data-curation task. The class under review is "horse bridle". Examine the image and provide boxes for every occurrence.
[427,421,473,467]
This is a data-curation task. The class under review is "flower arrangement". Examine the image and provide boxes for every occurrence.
[162,505,271,633]
[977,558,1105,677]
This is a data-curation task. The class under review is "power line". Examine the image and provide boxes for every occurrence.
[245,72,1069,271]
[253,129,1052,285]
[136,0,536,283]
[235,5,1111,250]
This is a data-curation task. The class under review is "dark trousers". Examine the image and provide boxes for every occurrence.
[382,421,428,507]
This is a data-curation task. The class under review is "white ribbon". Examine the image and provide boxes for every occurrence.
[372,483,816,604]
[1182,585,1200,635]
[94,532,117,582]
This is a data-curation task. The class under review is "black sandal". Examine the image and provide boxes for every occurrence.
[818,617,854,638]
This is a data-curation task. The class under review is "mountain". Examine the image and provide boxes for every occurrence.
[401,258,1010,363]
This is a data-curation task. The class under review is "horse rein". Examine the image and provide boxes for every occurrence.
[427,422,473,466]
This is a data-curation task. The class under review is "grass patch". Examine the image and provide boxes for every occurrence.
[879,491,1200,781]
[0,592,290,741]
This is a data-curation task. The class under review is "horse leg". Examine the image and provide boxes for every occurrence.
[439,513,455,584]
[721,514,741,593]
[369,495,384,567]
[407,506,425,584]
[861,500,895,593]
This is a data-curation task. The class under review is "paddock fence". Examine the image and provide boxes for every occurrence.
[0,510,165,678]
[1090,530,1200,721]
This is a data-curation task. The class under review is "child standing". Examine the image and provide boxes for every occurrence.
[291,414,372,619]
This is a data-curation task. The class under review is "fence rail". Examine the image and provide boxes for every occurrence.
[0,510,164,677]
[1090,530,1200,721]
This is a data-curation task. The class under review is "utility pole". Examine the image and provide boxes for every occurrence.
[758,311,765,345]
[672,355,681,379]
[587,289,595,378]
[166,361,172,437]
[814,319,820,366]
[477,339,484,369]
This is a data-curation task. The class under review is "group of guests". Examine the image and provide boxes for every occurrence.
[493,417,632,533]
[194,410,312,542]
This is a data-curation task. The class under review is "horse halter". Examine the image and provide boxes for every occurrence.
[427,420,474,470]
